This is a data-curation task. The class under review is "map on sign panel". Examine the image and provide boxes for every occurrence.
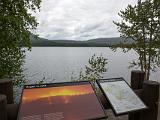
[98,79,147,115]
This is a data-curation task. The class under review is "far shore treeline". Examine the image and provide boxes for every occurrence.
[30,35,133,47]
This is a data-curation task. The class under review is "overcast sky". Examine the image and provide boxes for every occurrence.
[34,0,137,40]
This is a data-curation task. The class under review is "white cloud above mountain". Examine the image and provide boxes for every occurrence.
[34,0,137,40]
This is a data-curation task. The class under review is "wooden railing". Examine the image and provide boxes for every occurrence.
[0,70,159,120]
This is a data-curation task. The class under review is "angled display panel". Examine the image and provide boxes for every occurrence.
[17,81,107,120]
[97,78,147,115]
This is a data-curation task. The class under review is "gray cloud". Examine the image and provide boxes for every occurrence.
[35,0,137,40]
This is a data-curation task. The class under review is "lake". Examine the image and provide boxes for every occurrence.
[24,47,160,84]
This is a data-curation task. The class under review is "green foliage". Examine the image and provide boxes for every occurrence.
[0,47,25,85]
[0,0,41,49]
[114,0,160,80]
[72,54,108,87]
[0,0,41,84]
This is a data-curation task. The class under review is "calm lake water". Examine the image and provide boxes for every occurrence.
[24,47,160,84]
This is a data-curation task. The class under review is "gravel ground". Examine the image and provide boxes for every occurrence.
[158,89,160,120]
[102,109,128,120]
[158,101,160,120]
[106,110,128,120]
[106,103,160,120]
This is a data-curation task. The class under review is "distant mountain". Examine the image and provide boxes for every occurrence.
[85,37,133,46]
[30,35,133,47]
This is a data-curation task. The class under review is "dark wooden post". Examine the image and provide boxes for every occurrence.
[141,80,159,120]
[131,70,145,89]
[0,79,14,104]
[0,94,7,120]
[129,70,145,120]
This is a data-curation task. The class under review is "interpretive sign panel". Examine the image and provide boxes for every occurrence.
[17,81,106,120]
[97,78,147,115]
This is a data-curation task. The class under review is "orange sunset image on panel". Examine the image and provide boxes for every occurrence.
[18,83,105,120]
[22,84,93,103]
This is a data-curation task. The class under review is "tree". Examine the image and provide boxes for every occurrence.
[114,0,160,80]
[71,54,108,89]
[0,0,41,84]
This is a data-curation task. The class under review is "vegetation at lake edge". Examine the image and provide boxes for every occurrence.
[71,54,107,89]
[0,0,41,85]
[114,0,160,80]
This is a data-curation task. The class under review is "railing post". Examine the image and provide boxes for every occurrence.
[131,70,145,89]
[141,80,159,120]
[129,70,145,120]
[0,78,14,104]
[0,94,7,120]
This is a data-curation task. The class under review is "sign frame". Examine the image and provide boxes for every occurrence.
[17,81,107,120]
[97,77,148,116]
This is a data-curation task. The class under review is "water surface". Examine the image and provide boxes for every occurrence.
[24,47,160,84]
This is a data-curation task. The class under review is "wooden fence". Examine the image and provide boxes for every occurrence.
[0,70,159,120]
